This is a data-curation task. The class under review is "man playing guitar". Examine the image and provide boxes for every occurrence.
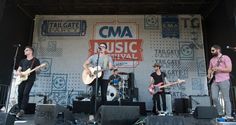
[15,46,40,119]
[83,42,113,121]
[149,63,169,115]
[207,45,233,119]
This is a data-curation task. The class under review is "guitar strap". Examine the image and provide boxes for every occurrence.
[210,55,223,82]
[216,55,223,67]
[103,55,109,70]
[161,72,166,84]
[30,57,35,69]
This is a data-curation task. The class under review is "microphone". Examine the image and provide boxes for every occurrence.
[13,44,21,47]
[226,46,236,50]
[98,46,102,50]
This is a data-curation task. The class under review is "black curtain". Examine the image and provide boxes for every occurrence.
[0,0,6,22]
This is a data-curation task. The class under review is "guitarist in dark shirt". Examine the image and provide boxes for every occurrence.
[149,63,169,115]
[16,46,40,118]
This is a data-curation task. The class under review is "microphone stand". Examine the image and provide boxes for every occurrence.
[67,89,74,111]
[229,75,236,118]
[5,45,20,112]
[94,49,100,115]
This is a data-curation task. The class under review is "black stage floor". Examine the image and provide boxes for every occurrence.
[2,102,235,125]
[11,112,236,125]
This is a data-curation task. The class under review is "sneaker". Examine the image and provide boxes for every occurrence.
[225,116,234,119]
[89,115,95,121]
[222,115,234,120]
[16,110,24,117]
[158,113,165,116]
[15,116,24,120]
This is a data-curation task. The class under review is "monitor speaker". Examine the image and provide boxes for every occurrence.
[95,105,140,125]
[193,106,218,119]
[189,95,211,111]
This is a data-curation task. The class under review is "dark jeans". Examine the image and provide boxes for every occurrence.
[90,78,109,115]
[152,93,166,113]
[18,80,34,111]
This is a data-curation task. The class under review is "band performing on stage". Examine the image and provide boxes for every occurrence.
[1,13,236,125]
[0,42,233,125]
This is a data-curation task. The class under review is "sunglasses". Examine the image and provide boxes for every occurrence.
[211,49,216,53]
[99,46,106,48]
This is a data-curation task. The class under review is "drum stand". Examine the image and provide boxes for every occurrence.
[118,77,128,100]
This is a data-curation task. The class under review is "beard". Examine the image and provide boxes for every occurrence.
[212,52,218,57]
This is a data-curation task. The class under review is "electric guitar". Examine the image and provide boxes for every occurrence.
[82,66,103,85]
[208,69,216,85]
[208,55,223,85]
[148,79,185,95]
[15,63,47,85]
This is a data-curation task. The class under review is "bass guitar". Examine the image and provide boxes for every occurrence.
[15,63,47,85]
[148,79,185,95]
[82,66,103,85]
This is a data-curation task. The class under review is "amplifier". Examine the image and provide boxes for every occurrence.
[189,95,211,111]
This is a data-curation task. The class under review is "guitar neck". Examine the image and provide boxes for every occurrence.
[28,65,43,73]
[159,82,178,89]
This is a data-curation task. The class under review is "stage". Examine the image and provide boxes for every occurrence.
[11,112,236,125]
[0,101,234,125]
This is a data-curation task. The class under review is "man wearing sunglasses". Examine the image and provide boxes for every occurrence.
[207,44,233,119]
[83,42,114,121]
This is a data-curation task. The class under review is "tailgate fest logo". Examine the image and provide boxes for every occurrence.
[89,22,143,67]
[41,20,87,36]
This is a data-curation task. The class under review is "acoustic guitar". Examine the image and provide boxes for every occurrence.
[82,66,103,85]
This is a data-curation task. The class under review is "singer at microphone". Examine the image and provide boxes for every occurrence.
[83,42,114,117]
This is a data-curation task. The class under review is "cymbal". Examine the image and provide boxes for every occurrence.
[118,72,129,75]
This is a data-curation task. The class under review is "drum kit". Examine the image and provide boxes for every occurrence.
[107,72,129,101]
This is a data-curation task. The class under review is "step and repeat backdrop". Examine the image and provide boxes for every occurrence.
[30,15,208,110]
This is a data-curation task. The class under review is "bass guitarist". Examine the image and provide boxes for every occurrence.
[15,46,40,119]
[207,45,233,119]
[149,63,169,115]
[83,42,113,121]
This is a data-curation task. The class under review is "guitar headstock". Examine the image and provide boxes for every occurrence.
[39,63,47,68]
[177,79,185,84]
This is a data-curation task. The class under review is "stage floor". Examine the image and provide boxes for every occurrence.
[13,113,236,125]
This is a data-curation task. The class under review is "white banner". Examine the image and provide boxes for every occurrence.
[30,15,207,110]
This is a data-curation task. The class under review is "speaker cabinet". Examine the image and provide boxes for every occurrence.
[189,95,211,111]
[34,104,57,125]
[73,101,91,113]
[120,101,146,115]
[35,104,74,125]
[25,103,36,114]
[95,105,140,125]
[174,98,189,114]
[193,106,218,119]
[128,73,135,89]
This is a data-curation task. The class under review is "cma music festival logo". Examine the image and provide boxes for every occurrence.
[89,23,143,67]
[98,25,134,38]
